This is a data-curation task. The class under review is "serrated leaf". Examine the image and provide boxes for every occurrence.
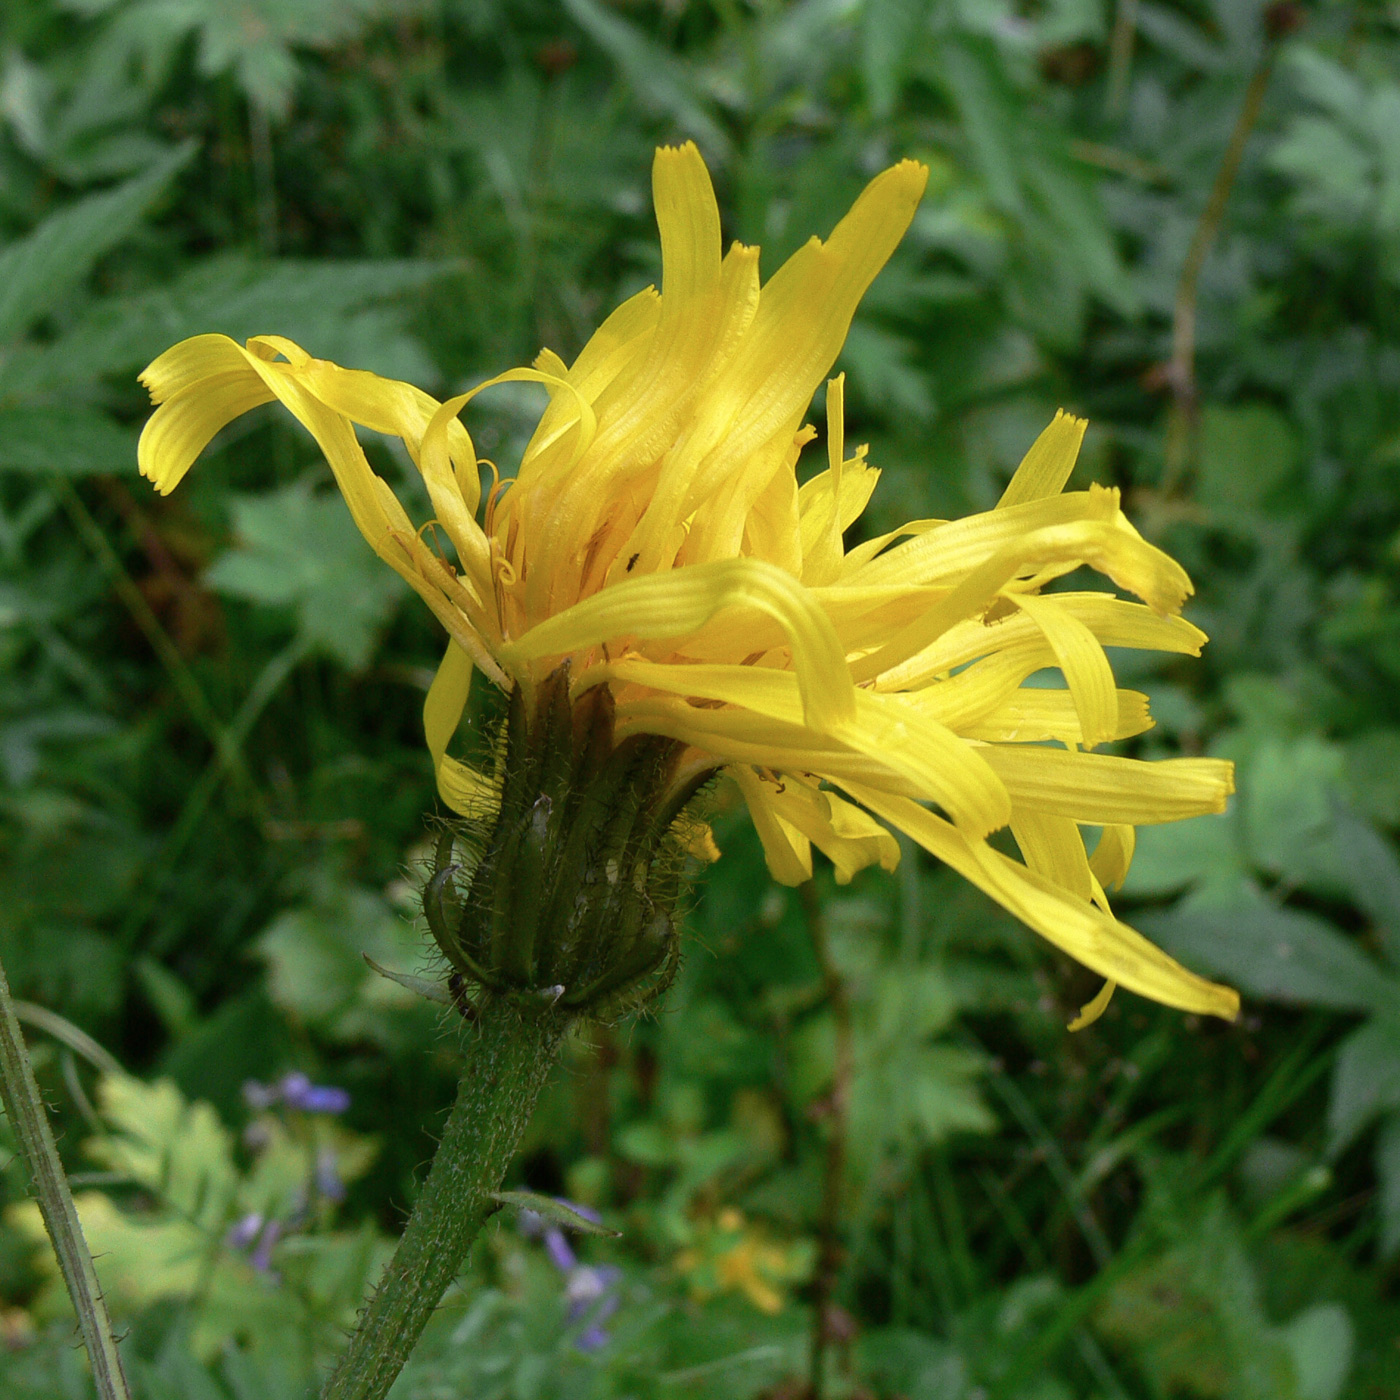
[85,1076,238,1230]
[205,482,407,668]
[934,36,1025,217]
[0,144,191,343]
[1241,736,1348,887]
[490,1191,620,1238]
[9,1074,391,1365]
[1124,809,1251,904]
[254,885,434,1049]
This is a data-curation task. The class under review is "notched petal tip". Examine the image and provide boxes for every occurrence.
[655,139,703,160]
[1067,979,1115,1031]
[887,158,931,194]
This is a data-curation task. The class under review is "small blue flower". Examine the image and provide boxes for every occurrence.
[316,1146,347,1202]
[243,1072,352,1115]
[225,1212,264,1250]
[279,1071,351,1114]
[249,1218,283,1276]
[566,1265,622,1351]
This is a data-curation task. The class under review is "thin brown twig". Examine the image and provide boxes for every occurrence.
[1161,53,1276,491]
[1104,0,1138,118]
[799,879,852,1400]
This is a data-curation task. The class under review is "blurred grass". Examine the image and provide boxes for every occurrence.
[1,1,1399,1396]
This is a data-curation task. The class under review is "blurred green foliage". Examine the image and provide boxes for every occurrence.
[0,0,1398,1395]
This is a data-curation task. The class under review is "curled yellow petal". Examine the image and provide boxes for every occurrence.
[138,372,276,494]
[879,594,1207,693]
[504,557,856,730]
[732,770,898,885]
[1067,980,1116,1032]
[1011,592,1118,751]
[732,766,813,886]
[1010,811,1094,902]
[1089,824,1136,891]
[844,781,1238,1020]
[424,637,475,806]
[852,514,1194,684]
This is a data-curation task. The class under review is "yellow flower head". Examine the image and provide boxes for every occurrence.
[138,143,1236,1025]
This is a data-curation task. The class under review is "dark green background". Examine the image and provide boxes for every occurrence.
[0,0,1397,1396]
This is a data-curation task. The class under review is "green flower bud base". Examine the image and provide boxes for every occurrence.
[425,665,707,1016]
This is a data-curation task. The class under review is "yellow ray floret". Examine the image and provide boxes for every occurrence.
[136,141,1238,1023]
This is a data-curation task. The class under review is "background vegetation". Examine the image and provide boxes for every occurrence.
[0,0,1397,1395]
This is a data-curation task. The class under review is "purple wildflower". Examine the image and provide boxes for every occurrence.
[566,1265,622,1352]
[279,1072,351,1115]
[225,1212,264,1250]
[544,1227,577,1272]
[244,1073,351,1116]
[250,1218,283,1276]
[315,1146,346,1203]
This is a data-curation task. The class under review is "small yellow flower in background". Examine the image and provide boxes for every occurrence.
[137,142,1236,1026]
[673,1207,812,1315]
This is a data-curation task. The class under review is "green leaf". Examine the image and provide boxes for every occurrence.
[1123,809,1250,903]
[1097,1193,1348,1400]
[1281,1304,1354,1400]
[861,0,929,119]
[68,0,379,121]
[1240,736,1348,890]
[843,322,935,421]
[1376,1112,1400,1258]
[1325,806,1400,967]
[205,482,407,669]
[935,36,1024,217]
[85,1076,238,1230]
[489,1191,620,1238]
[561,0,728,159]
[254,884,434,1049]
[361,955,451,1007]
[0,145,191,344]
[1327,1020,1400,1155]
[1141,902,1387,1013]
[1344,729,1400,828]
[1198,404,1300,515]
[2,256,444,401]
[0,408,135,477]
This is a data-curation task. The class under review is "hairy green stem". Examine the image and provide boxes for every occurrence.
[321,999,567,1400]
[0,957,131,1399]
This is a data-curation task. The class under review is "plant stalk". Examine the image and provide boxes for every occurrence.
[321,997,567,1400]
[800,880,853,1400]
[0,956,131,1400]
